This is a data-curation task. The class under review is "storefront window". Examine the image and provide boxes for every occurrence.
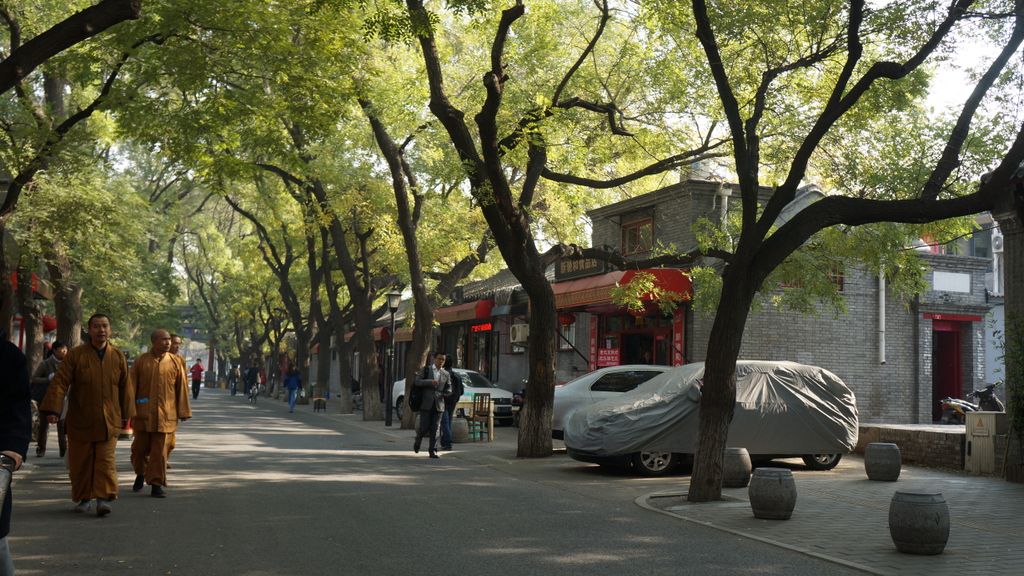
[559,322,576,350]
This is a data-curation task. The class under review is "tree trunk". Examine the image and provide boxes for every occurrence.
[47,252,82,347]
[688,268,755,502]
[315,326,330,399]
[16,259,44,373]
[0,220,13,337]
[516,272,558,457]
[995,190,1024,481]
[361,104,433,430]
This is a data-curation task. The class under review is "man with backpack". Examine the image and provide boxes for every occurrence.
[412,352,452,459]
[439,356,464,451]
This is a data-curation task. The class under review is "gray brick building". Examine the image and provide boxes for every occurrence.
[431,178,993,424]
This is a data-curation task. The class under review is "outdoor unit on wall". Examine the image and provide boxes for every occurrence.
[992,233,1004,253]
[510,323,530,344]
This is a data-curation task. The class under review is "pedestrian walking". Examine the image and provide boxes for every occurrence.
[413,353,452,459]
[284,365,301,413]
[439,356,464,451]
[166,335,187,463]
[1,337,31,575]
[228,365,241,396]
[189,359,204,400]
[130,330,191,498]
[40,313,134,517]
[30,341,68,458]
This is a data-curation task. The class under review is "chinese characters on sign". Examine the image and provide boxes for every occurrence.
[597,348,620,367]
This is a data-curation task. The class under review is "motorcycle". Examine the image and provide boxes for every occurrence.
[939,382,1005,424]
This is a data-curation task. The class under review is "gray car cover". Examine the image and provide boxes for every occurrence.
[564,361,858,457]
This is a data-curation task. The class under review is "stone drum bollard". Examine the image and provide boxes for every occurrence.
[888,491,950,555]
[748,467,797,520]
[864,442,901,481]
[451,416,469,443]
[723,447,752,488]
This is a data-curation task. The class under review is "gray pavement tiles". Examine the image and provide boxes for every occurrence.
[640,458,1024,576]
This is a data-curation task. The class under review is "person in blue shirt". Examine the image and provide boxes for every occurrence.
[284,366,302,413]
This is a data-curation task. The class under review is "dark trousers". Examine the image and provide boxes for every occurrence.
[440,408,454,448]
[191,379,201,399]
[37,416,67,456]
[415,409,442,454]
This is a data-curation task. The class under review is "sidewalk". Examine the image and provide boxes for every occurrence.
[639,457,1024,576]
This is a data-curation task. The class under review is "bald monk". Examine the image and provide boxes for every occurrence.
[41,313,133,517]
[130,330,191,498]
[165,334,187,464]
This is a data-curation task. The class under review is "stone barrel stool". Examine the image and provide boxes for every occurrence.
[889,491,950,555]
[723,447,752,488]
[451,416,470,443]
[748,467,797,520]
[864,442,901,481]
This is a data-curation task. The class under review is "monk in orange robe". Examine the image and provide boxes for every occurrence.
[41,313,133,517]
[130,329,191,497]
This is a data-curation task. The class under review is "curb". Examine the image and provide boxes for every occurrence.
[635,491,887,576]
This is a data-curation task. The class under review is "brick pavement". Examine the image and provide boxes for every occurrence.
[640,456,1024,576]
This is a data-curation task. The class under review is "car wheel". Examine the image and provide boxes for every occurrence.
[802,453,842,470]
[396,397,404,420]
[632,451,679,476]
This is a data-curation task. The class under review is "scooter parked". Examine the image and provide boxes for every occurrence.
[939,382,1005,424]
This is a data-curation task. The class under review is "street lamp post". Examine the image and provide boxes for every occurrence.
[384,290,401,427]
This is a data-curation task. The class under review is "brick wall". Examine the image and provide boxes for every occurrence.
[856,425,965,471]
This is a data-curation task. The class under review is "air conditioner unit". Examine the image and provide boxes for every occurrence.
[510,323,530,344]
[992,234,1004,253]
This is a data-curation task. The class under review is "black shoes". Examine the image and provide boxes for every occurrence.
[151,485,166,498]
[132,475,144,492]
[36,447,44,458]
[413,439,421,453]
[429,453,440,459]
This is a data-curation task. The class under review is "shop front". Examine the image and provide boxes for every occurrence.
[436,298,499,383]
[552,261,691,370]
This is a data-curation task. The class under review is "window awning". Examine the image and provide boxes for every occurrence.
[553,268,691,310]
[435,299,494,324]
[343,327,390,343]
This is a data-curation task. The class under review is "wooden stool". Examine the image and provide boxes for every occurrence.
[312,397,327,412]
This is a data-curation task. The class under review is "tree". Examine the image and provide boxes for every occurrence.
[383,0,723,456]
[625,0,1024,501]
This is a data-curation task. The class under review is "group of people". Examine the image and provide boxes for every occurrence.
[26,316,191,518]
[412,353,464,458]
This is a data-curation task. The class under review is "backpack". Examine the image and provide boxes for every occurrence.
[409,386,423,412]
[408,365,430,411]
[449,371,465,401]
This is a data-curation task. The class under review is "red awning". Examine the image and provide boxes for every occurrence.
[553,268,691,310]
[8,272,53,300]
[435,299,494,324]
[343,327,390,342]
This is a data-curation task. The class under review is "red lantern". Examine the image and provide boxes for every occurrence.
[558,312,576,326]
[42,315,57,332]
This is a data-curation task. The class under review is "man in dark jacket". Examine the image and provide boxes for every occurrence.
[31,340,68,458]
[412,353,451,459]
[1,337,32,573]
[439,356,464,451]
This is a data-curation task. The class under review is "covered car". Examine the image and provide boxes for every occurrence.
[564,360,858,476]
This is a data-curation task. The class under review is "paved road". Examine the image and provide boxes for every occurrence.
[9,389,862,575]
